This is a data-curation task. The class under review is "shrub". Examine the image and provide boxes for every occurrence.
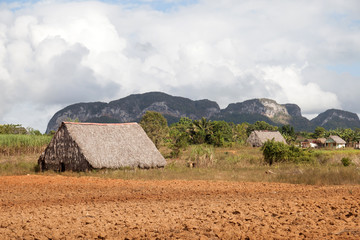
[261,140,288,165]
[189,145,215,167]
[261,140,309,165]
[341,157,351,167]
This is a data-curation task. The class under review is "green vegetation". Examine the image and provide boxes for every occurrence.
[0,124,27,134]
[167,118,250,154]
[0,124,45,136]
[246,120,277,135]
[188,145,216,167]
[140,111,169,148]
[309,126,360,143]
[312,126,326,138]
[279,124,296,144]
[1,116,360,185]
[0,134,51,155]
[341,157,351,167]
[261,140,312,165]
[1,143,360,185]
[65,117,80,122]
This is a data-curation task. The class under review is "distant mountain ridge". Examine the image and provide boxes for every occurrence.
[46,92,360,133]
[310,109,360,130]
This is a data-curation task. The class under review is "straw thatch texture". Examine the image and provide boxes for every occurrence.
[38,122,166,171]
[247,130,287,147]
[327,135,346,144]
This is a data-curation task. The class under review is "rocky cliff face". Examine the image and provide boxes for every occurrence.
[283,104,302,117]
[221,98,297,124]
[311,109,360,129]
[46,92,360,133]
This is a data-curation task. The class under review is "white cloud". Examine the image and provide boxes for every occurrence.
[259,64,341,113]
[0,0,359,132]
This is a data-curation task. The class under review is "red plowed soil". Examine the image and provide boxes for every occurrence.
[0,175,359,239]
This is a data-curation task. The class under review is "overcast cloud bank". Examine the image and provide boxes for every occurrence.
[0,0,359,132]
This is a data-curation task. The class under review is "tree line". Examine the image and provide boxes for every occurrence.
[3,111,360,151]
[0,124,42,135]
[139,111,360,158]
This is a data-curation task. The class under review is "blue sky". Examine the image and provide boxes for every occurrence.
[0,0,359,132]
[327,63,360,77]
[113,0,198,11]
[2,0,199,11]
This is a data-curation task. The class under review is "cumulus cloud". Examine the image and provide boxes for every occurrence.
[0,0,359,132]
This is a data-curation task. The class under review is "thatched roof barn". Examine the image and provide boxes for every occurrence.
[247,130,287,147]
[38,122,166,171]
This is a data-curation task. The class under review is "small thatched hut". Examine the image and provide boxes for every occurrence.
[38,122,166,171]
[325,135,346,149]
[247,130,287,147]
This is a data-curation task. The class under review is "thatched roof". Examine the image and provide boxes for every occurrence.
[63,122,166,168]
[317,138,327,144]
[327,135,346,144]
[247,130,287,147]
[254,130,286,143]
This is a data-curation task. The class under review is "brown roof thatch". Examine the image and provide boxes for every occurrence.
[327,135,346,144]
[39,122,166,171]
[317,138,327,144]
[246,130,287,147]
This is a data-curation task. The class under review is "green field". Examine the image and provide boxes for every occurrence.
[0,134,51,155]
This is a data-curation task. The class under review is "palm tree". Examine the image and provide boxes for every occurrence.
[190,118,213,144]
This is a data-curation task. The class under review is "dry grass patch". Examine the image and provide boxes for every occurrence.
[0,154,39,175]
[263,164,360,185]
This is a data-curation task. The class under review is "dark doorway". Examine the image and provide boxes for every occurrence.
[60,162,66,172]
[40,160,46,171]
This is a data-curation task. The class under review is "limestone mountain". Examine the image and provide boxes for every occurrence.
[212,98,312,131]
[45,91,360,133]
[46,92,220,133]
[310,109,360,130]
[218,98,298,123]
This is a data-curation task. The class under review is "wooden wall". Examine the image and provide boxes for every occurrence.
[38,125,92,171]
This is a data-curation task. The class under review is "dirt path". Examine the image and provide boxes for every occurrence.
[0,175,359,239]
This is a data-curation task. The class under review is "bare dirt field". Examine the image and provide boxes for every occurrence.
[0,175,359,239]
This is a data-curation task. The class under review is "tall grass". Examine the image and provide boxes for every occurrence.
[188,145,216,167]
[0,134,51,155]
